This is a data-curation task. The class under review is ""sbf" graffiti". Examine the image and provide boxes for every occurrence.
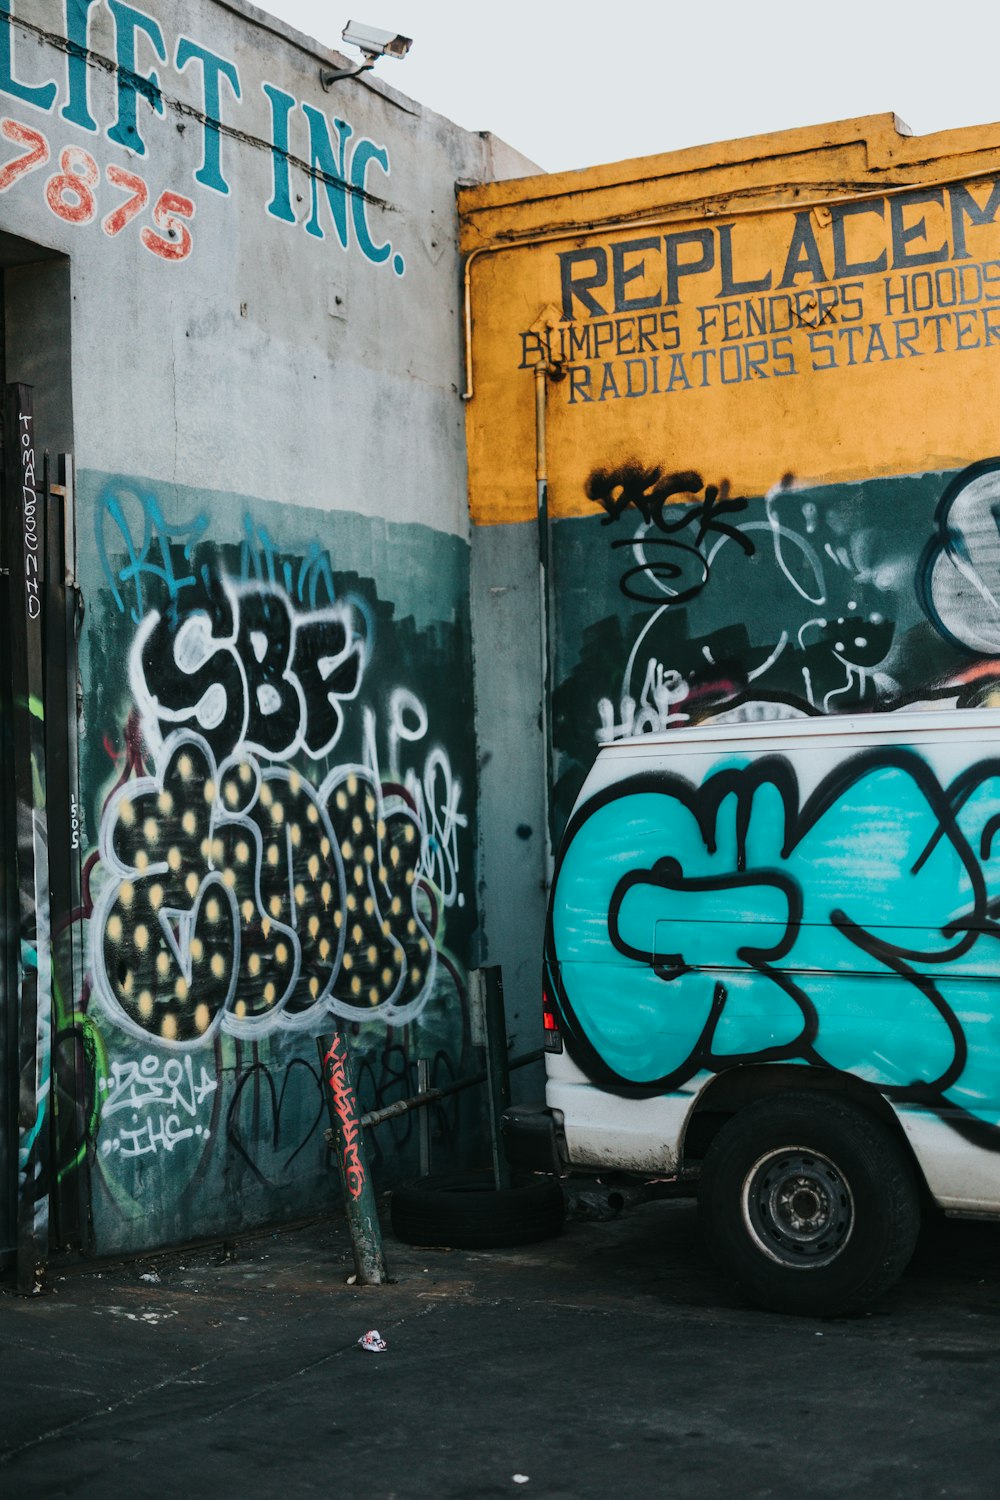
[131,578,366,766]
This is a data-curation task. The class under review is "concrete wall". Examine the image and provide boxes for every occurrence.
[0,0,534,1255]
[469,517,547,1095]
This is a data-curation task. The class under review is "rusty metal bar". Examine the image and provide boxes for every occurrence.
[416,1057,431,1177]
[358,1048,544,1131]
[482,966,512,1190]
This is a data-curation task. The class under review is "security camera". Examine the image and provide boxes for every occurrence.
[320,19,412,88]
[341,21,412,59]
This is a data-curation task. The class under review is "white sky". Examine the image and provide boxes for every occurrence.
[260,0,1000,174]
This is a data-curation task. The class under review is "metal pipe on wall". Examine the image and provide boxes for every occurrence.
[534,360,555,889]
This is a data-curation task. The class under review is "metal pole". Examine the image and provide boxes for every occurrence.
[416,1057,431,1178]
[482,966,512,1191]
[358,1049,544,1130]
[534,361,555,890]
[317,1033,388,1285]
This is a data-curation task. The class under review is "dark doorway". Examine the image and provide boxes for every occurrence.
[0,233,83,1283]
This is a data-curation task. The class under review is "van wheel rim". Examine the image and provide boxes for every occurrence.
[741,1147,854,1269]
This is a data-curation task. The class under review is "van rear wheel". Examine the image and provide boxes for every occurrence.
[698,1092,920,1316]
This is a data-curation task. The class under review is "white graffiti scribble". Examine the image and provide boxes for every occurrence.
[924,462,1000,654]
[98,1054,218,1158]
[596,473,900,743]
[370,694,467,910]
[103,1114,208,1159]
[101,1054,219,1116]
[597,662,690,743]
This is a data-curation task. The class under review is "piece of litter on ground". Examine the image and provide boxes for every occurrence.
[358,1329,387,1352]
[106,1306,177,1326]
[346,1274,357,1285]
[139,1272,160,1284]
[513,1476,530,1485]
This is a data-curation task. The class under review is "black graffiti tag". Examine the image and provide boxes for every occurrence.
[135,582,365,763]
[586,461,755,605]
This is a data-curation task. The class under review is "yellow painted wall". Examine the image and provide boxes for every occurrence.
[460,113,1000,525]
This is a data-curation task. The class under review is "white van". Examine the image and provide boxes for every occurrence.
[505,707,1000,1314]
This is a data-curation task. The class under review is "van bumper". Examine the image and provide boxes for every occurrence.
[501,1104,566,1175]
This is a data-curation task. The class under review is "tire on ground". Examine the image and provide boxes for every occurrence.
[390,1172,565,1249]
[697,1091,921,1316]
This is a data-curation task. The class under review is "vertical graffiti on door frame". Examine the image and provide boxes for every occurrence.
[2,385,52,1285]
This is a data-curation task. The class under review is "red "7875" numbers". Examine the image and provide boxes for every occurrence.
[0,117,195,263]
[0,117,48,189]
[103,163,148,237]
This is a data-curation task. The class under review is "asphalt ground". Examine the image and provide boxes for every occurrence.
[2,1193,1000,1499]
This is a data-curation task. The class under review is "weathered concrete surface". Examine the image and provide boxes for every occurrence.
[3,1199,1000,1498]
[470,516,547,1102]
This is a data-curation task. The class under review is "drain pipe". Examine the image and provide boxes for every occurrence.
[534,359,555,890]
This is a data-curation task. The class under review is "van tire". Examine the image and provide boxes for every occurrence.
[698,1092,920,1316]
[390,1172,565,1249]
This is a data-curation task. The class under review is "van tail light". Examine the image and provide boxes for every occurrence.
[542,979,563,1054]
